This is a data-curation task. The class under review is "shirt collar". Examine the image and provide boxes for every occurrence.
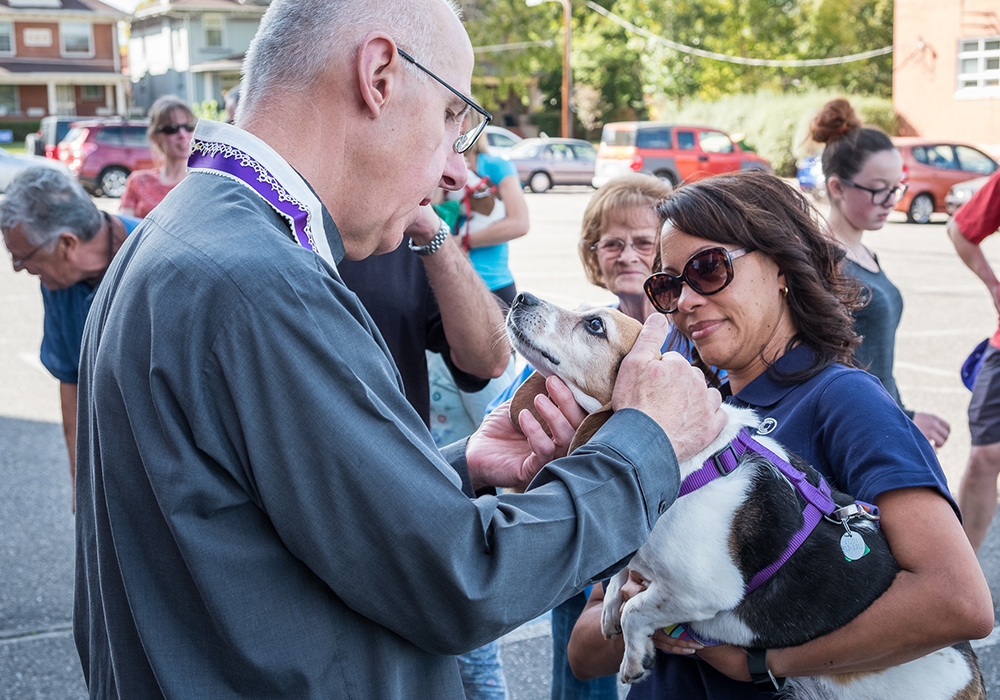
[729,344,817,407]
[188,120,345,267]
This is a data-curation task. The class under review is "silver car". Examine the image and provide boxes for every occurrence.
[0,148,73,193]
[945,175,990,215]
[504,138,597,193]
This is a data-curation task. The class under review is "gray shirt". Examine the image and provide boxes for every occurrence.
[845,258,911,416]
[73,126,681,699]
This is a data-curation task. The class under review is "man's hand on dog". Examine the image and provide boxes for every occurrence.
[466,375,586,491]
[611,314,727,463]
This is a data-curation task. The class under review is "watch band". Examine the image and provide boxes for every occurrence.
[746,647,785,694]
[408,220,450,256]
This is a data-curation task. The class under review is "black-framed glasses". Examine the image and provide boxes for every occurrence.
[591,237,657,257]
[644,247,749,314]
[157,122,196,135]
[8,240,46,270]
[841,180,908,206]
[397,48,492,154]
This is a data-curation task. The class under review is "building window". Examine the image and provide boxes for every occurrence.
[203,14,224,49]
[81,85,104,101]
[0,22,13,55]
[61,22,93,56]
[0,85,18,116]
[957,37,1000,93]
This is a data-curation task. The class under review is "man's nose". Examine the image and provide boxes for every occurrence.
[439,148,469,191]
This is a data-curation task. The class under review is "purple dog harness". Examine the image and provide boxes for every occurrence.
[665,427,880,646]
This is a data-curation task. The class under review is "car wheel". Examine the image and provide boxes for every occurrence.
[654,170,678,188]
[98,166,130,198]
[906,193,934,224]
[528,171,552,193]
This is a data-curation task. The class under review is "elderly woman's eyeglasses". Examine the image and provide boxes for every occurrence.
[591,237,656,257]
[397,49,492,154]
[643,247,748,314]
[841,180,908,206]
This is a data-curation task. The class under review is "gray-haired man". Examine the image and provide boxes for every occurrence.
[73,1,726,698]
[0,167,139,507]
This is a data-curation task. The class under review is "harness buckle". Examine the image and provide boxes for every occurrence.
[711,444,740,477]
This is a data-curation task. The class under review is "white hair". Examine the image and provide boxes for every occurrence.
[240,0,461,116]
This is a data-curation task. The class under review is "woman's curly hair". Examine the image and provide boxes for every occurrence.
[655,169,863,386]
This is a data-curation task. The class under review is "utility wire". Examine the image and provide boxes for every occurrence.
[474,39,555,53]
[584,0,894,67]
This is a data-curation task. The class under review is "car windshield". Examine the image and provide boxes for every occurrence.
[508,141,545,158]
[601,126,635,147]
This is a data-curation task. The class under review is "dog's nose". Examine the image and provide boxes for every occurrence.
[513,292,539,309]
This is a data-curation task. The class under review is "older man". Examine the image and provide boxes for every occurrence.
[0,167,139,506]
[73,1,726,698]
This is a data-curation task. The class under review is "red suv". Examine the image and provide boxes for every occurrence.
[57,120,155,198]
[593,122,771,188]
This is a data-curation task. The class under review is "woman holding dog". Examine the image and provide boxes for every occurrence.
[567,170,992,698]
[811,97,950,450]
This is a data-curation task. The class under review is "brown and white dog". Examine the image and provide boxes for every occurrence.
[505,291,985,700]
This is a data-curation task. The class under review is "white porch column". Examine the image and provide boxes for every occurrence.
[46,81,57,116]
[115,81,126,116]
[203,72,212,104]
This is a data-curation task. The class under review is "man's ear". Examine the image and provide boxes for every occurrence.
[58,232,79,259]
[356,34,398,119]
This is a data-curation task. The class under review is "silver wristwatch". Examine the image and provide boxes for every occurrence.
[408,219,450,256]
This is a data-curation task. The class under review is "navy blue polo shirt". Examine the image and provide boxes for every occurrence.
[39,215,141,384]
[627,344,956,700]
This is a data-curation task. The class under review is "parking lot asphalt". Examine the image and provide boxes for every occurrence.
[2,190,1000,698]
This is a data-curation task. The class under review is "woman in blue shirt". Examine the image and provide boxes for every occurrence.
[458,116,529,307]
[567,170,992,699]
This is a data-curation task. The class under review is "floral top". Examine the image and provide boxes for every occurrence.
[120,169,179,218]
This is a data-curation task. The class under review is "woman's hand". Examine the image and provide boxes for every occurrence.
[618,570,704,657]
[465,375,586,491]
[911,411,950,449]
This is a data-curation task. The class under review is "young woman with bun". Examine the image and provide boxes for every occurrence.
[810,98,950,449]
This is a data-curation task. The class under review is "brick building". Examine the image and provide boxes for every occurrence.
[894,0,1000,155]
[0,0,129,118]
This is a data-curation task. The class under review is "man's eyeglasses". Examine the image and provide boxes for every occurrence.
[841,180,908,207]
[643,247,749,314]
[157,122,196,135]
[397,48,492,154]
[591,237,657,257]
[9,240,46,270]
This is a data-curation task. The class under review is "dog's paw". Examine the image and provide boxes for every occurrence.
[619,635,657,684]
[600,604,622,639]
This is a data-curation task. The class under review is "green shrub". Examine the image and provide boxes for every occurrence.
[653,89,898,177]
[0,119,42,140]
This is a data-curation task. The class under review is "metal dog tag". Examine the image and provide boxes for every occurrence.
[840,531,868,561]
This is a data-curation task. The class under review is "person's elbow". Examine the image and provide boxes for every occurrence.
[951,577,995,641]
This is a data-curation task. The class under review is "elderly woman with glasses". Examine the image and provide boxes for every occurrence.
[119,95,196,218]
[810,98,949,451]
[566,170,992,699]
[485,173,675,700]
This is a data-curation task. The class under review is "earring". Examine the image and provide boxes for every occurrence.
[782,286,789,295]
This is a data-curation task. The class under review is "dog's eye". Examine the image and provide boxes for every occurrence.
[583,317,606,336]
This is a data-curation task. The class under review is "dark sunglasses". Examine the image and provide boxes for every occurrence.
[397,48,492,154]
[643,247,749,314]
[157,122,196,135]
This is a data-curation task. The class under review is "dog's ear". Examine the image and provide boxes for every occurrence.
[509,371,552,436]
[569,406,614,454]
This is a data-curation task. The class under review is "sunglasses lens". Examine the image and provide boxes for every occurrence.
[686,248,733,295]
[644,273,683,314]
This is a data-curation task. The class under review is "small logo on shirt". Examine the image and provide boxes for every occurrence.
[756,418,778,435]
